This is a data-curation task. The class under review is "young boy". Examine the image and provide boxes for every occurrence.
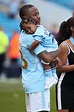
[20,18,59,89]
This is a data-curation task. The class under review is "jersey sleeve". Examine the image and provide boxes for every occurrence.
[34,44,46,55]
[33,35,42,42]
[33,25,45,42]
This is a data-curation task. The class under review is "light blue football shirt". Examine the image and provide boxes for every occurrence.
[33,25,58,51]
[19,32,46,93]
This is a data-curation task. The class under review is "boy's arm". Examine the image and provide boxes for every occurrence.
[29,40,40,53]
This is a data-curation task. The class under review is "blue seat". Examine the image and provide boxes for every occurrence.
[0,12,20,39]
[47,0,73,10]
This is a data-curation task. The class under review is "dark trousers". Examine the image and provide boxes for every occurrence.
[0,53,5,75]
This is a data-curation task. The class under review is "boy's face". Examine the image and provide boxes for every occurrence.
[23,6,40,25]
[22,22,36,34]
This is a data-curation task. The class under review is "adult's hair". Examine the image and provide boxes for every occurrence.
[57,17,74,45]
[19,4,34,19]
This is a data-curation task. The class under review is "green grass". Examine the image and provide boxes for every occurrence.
[0,78,56,112]
[50,86,56,112]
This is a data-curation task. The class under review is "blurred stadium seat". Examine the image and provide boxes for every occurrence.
[47,0,74,10]
[0,11,20,39]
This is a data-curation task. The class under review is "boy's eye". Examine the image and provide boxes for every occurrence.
[33,12,39,16]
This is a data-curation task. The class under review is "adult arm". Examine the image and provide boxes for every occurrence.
[38,49,60,63]
[34,43,60,63]
[22,33,60,64]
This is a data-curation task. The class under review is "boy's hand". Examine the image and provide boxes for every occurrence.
[28,48,34,54]
[30,50,34,54]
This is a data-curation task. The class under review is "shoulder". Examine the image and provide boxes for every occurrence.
[20,32,29,37]
[34,25,46,36]
[19,32,34,46]
[20,32,33,40]
[59,40,69,54]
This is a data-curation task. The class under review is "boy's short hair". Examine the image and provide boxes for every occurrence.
[19,4,34,19]
[20,17,36,32]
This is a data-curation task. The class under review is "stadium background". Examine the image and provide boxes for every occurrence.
[0,0,73,111]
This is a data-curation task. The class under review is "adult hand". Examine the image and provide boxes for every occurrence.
[49,61,56,68]
[55,57,62,69]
